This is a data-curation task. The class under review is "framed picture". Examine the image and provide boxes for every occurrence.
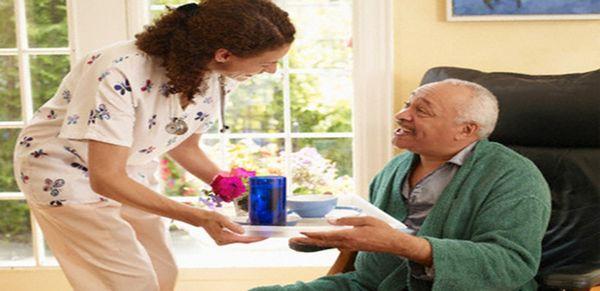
[447,0,600,21]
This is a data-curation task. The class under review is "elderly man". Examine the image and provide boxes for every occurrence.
[253,79,551,290]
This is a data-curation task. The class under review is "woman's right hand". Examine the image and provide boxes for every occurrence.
[195,209,266,245]
[87,141,265,245]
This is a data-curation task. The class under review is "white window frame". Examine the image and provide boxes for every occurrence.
[352,0,394,196]
[141,0,394,197]
[0,0,76,267]
[0,0,393,269]
[145,1,357,198]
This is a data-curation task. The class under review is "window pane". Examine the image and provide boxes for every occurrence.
[30,54,70,111]
[0,56,21,121]
[150,0,190,5]
[44,240,58,265]
[200,137,221,166]
[290,72,352,133]
[227,74,284,133]
[289,38,352,69]
[201,117,219,134]
[161,138,221,196]
[0,129,20,192]
[226,138,285,175]
[291,138,354,195]
[0,200,34,267]
[286,0,352,41]
[0,0,16,48]
[149,0,190,20]
[25,0,68,47]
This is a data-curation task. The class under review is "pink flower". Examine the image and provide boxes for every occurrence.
[210,175,246,202]
[230,167,256,178]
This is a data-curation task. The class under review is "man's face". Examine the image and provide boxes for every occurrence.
[216,44,291,81]
[392,82,474,157]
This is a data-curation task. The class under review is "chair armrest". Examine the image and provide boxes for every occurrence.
[542,264,600,289]
[327,250,357,275]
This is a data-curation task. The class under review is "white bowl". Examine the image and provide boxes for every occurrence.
[287,194,338,218]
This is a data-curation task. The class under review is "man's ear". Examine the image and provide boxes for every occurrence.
[456,122,479,140]
[214,48,232,63]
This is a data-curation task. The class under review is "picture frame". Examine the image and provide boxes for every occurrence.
[446,0,600,21]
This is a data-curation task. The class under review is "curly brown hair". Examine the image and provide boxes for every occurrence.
[135,0,295,101]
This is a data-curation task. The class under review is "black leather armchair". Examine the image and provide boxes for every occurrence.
[419,67,600,291]
[318,67,600,290]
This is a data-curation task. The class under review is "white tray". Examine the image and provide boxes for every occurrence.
[237,195,408,238]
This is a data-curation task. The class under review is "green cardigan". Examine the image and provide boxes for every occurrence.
[252,141,551,291]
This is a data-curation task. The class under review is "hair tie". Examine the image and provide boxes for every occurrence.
[176,2,199,17]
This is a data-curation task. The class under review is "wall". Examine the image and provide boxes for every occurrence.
[392,1,600,112]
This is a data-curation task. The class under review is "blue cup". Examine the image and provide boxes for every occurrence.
[249,176,286,226]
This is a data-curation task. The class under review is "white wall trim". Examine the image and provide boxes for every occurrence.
[14,0,34,123]
[66,0,78,66]
[352,0,394,198]
[126,0,150,39]
[69,0,130,59]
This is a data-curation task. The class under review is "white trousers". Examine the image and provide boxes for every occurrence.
[28,200,178,291]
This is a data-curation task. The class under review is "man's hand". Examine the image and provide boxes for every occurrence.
[291,216,398,252]
[290,216,433,266]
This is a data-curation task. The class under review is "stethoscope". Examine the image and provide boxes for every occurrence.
[165,75,229,135]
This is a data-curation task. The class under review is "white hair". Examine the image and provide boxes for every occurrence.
[438,78,499,139]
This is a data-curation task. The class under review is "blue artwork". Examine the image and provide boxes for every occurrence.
[452,0,600,15]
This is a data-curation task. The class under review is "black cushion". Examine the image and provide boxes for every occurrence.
[418,67,600,288]
[510,146,600,275]
[420,67,600,148]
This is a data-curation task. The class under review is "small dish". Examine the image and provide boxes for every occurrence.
[233,213,302,226]
[287,194,338,218]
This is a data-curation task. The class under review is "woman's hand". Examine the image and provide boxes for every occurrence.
[88,140,265,245]
[195,209,266,245]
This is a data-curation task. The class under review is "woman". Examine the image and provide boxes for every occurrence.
[13,1,295,290]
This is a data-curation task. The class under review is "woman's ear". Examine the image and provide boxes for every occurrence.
[214,48,232,63]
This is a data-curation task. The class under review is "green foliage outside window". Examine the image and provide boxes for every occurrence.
[0,201,30,244]
[0,1,16,48]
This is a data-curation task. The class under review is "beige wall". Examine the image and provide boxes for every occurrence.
[392,1,600,112]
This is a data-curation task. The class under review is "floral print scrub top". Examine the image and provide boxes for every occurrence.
[13,40,236,207]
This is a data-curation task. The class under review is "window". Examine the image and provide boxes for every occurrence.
[150,0,353,267]
[152,0,355,202]
[0,0,71,266]
[0,0,394,269]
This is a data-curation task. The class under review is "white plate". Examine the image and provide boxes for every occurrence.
[324,206,362,218]
[233,213,302,226]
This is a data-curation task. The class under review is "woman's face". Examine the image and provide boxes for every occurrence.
[210,44,291,81]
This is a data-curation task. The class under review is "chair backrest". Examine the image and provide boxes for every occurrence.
[419,67,600,278]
